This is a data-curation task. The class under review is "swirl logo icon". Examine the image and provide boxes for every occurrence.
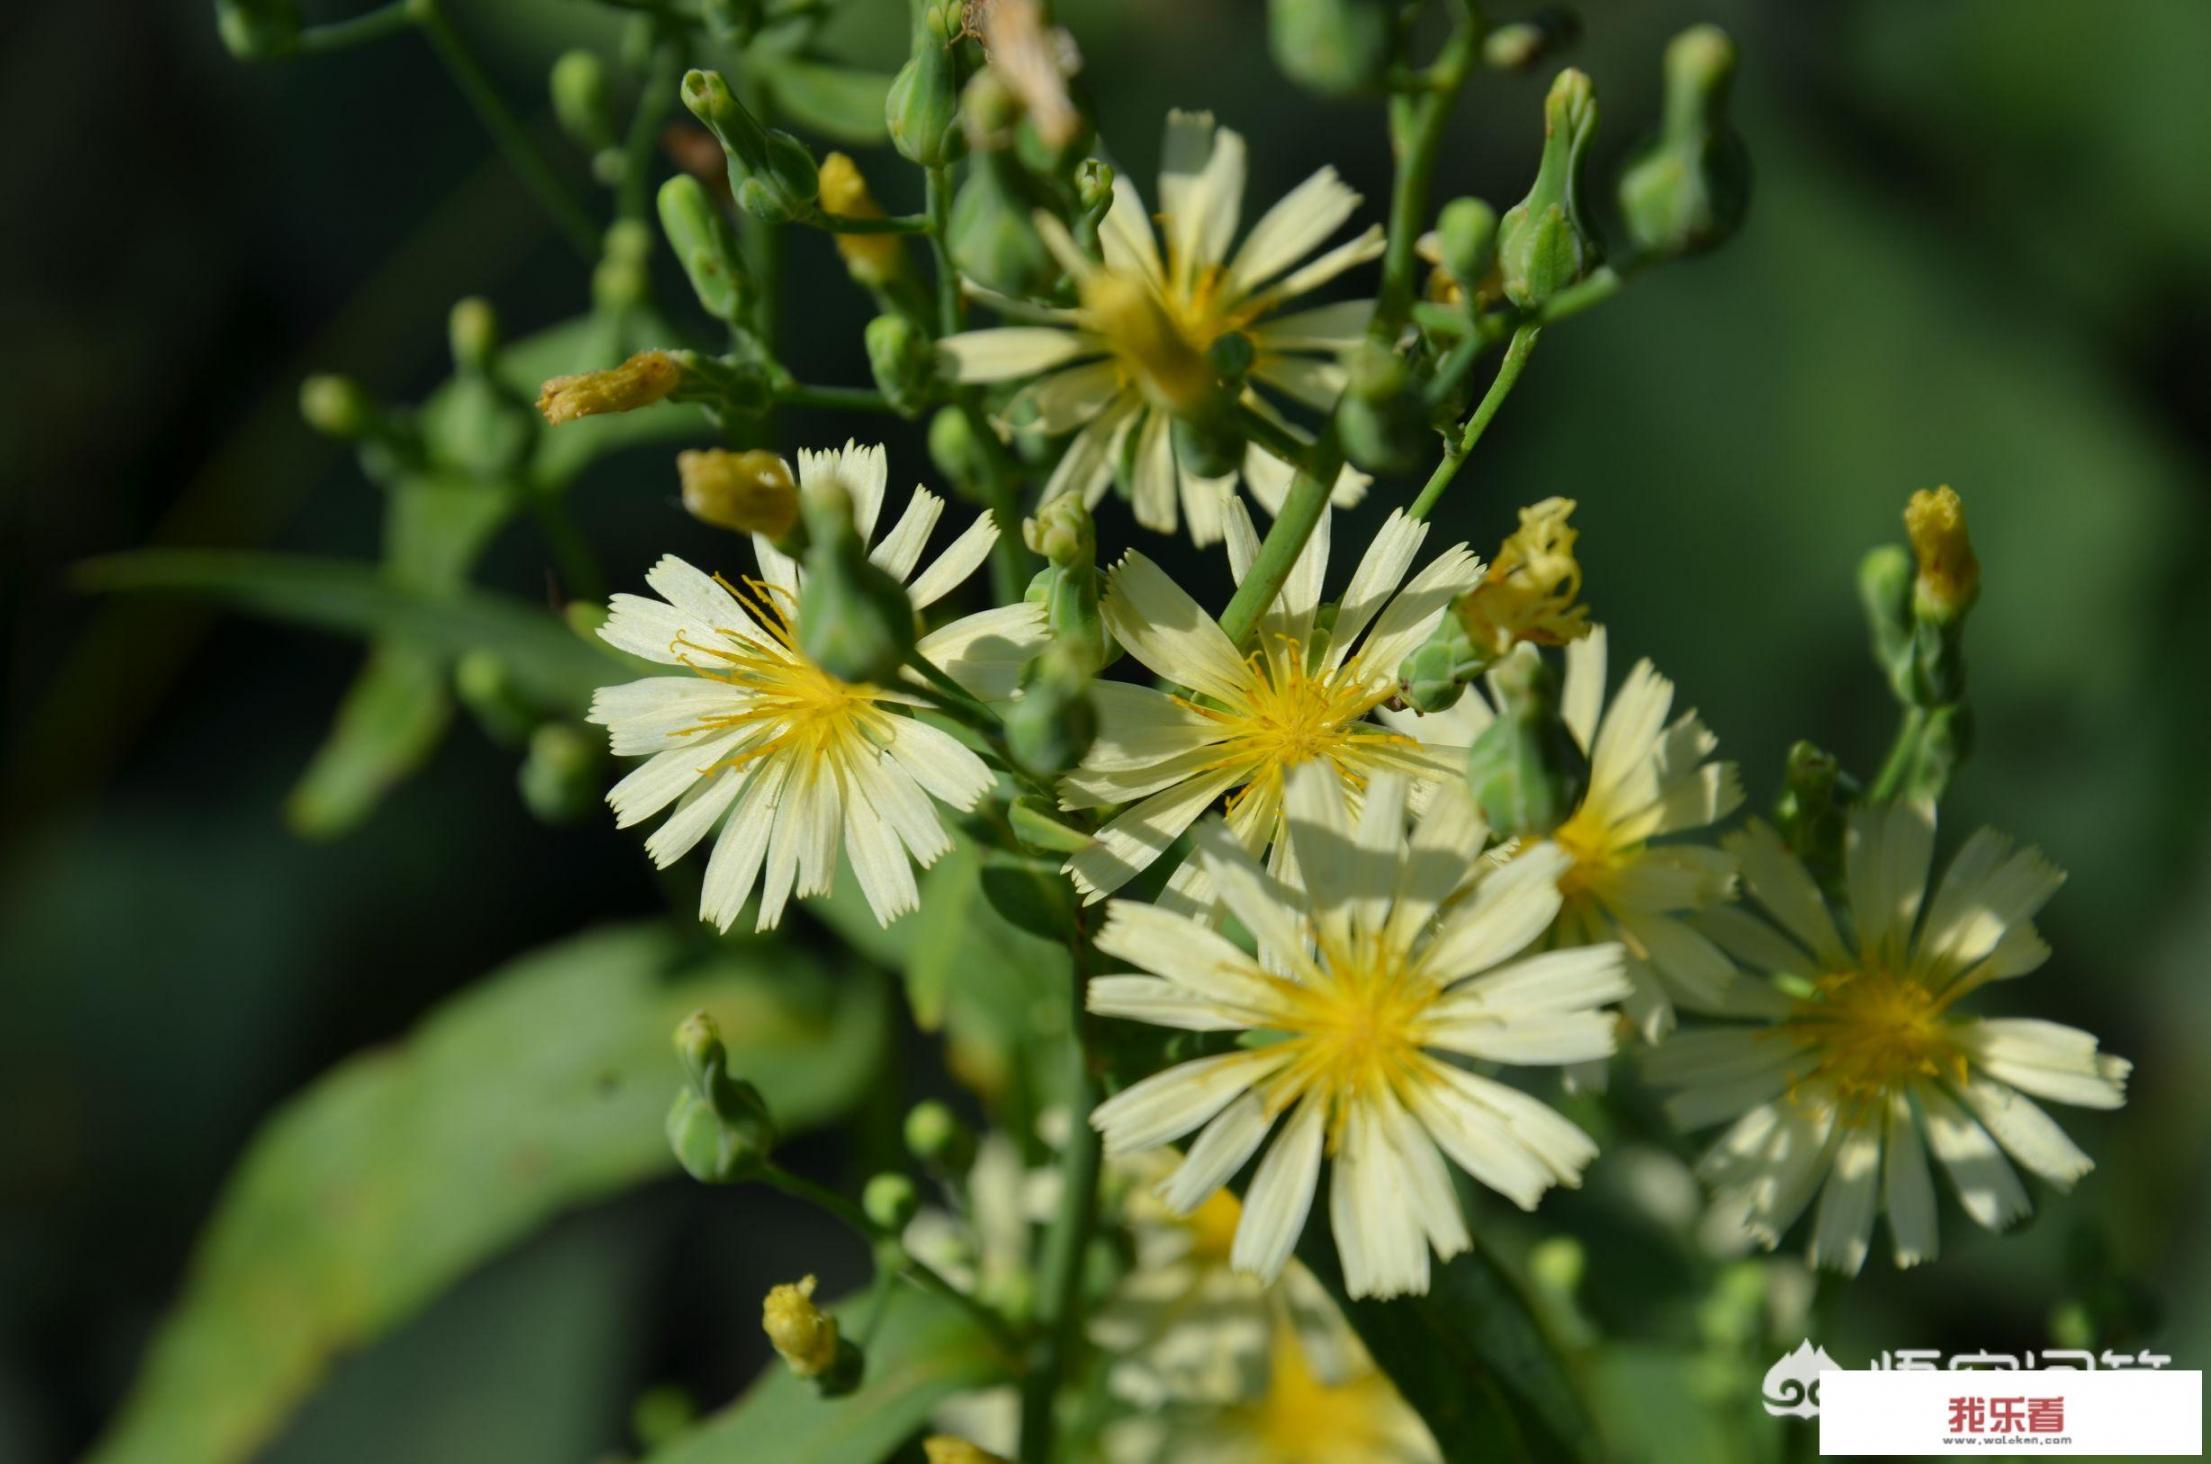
[1762,1339,1841,1419]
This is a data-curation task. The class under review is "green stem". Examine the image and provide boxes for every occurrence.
[1371,10,1484,340]
[815,211,932,235]
[1480,264,1627,341]
[1868,704,1930,803]
[616,26,687,223]
[1216,432,1344,646]
[1019,914,1104,1464]
[960,400,1031,605]
[778,382,900,414]
[1408,323,1540,519]
[296,1,414,52]
[414,0,599,258]
[925,164,962,335]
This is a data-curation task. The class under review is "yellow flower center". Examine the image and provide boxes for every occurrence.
[671,577,896,771]
[1182,1188,1244,1266]
[1257,930,1436,1152]
[1781,967,1965,1122]
[1179,640,1412,821]
[1234,1318,1410,1462]
[1548,798,1623,902]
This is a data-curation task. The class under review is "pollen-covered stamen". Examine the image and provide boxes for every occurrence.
[1253,928,1438,1152]
[1176,636,1417,816]
[1780,967,1968,1123]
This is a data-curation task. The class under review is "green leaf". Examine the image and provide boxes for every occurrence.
[76,550,631,714]
[285,643,453,838]
[763,60,895,146]
[1297,1222,1599,1463]
[646,1283,1013,1464]
[88,923,889,1464]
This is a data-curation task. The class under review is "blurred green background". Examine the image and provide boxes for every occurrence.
[3,1,2208,1460]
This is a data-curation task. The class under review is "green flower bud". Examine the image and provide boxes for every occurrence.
[1463,647,1588,838]
[928,406,991,500]
[1858,543,1915,704]
[447,296,499,374]
[1775,739,1856,885]
[865,313,937,417]
[1618,25,1750,260]
[798,480,918,685]
[903,1100,975,1173]
[1171,411,1243,480]
[1483,9,1579,73]
[1266,0,1390,97]
[961,69,1024,153]
[299,374,375,440]
[550,50,616,153]
[1435,197,1498,292]
[1020,498,1111,671]
[1005,642,1099,775]
[215,0,299,60]
[1901,703,1973,804]
[667,1011,775,1184]
[592,219,656,311]
[1337,342,1426,476]
[455,650,538,747]
[949,154,1057,298]
[886,1,966,167]
[517,722,605,824]
[658,174,750,324]
[1206,331,1256,386]
[1397,611,1481,715]
[862,1172,920,1232]
[681,68,819,225]
[1074,159,1115,220]
[1023,494,1095,570]
[1499,69,1601,310]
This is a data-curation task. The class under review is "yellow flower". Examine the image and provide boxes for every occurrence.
[1904,484,1978,620]
[1453,496,1592,657]
[762,1274,839,1376]
[818,151,907,288]
[536,349,680,424]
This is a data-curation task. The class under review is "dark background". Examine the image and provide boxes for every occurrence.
[4,1,2208,1459]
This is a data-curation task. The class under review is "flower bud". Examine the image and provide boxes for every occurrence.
[865,314,937,417]
[1435,197,1499,293]
[1396,615,1478,715]
[1005,642,1099,775]
[550,50,616,153]
[887,1,966,166]
[537,350,681,425]
[904,1100,976,1173]
[1903,485,1978,624]
[591,219,655,312]
[681,68,819,225]
[818,153,911,289]
[924,1440,1010,1464]
[762,1276,840,1377]
[215,0,299,59]
[1775,739,1855,884]
[1857,543,1916,702]
[1266,0,1390,97]
[1082,272,1215,416]
[1074,159,1115,220]
[1337,342,1426,476]
[455,650,537,747]
[1454,497,1593,658]
[798,480,919,685]
[1618,25,1750,260]
[928,406,991,498]
[1023,494,1095,570]
[666,1010,775,1183]
[446,297,500,375]
[518,722,605,824]
[950,158,1057,298]
[679,449,799,538]
[1171,412,1242,480]
[658,174,750,324]
[300,374,375,440]
[1498,69,1601,310]
[862,1172,920,1232]
[1464,646,1588,838]
[1483,9,1579,73]
[1021,498,1111,671]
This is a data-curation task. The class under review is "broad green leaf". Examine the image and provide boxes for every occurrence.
[286,643,453,838]
[1298,1221,1599,1462]
[763,60,896,146]
[77,550,631,713]
[89,923,889,1464]
[647,1284,1014,1464]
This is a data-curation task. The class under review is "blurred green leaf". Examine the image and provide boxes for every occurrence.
[77,550,630,713]
[646,1283,1012,1464]
[286,643,452,838]
[88,923,890,1464]
[1298,1224,1599,1463]
[763,60,896,147]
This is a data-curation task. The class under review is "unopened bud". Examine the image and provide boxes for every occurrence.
[518,722,604,824]
[682,68,818,224]
[817,153,909,288]
[950,161,1057,298]
[1775,739,1855,882]
[456,650,537,747]
[904,1100,976,1172]
[550,50,616,153]
[887,1,965,166]
[666,1010,775,1183]
[1397,615,1479,715]
[923,1440,1010,1464]
[1618,25,1750,260]
[215,0,299,59]
[1266,0,1391,97]
[798,480,918,684]
[763,1276,840,1376]
[1499,69,1601,309]
[679,449,799,537]
[1483,8,1579,73]
[448,297,499,374]
[537,350,681,425]
[1465,646,1588,838]
[1903,486,1978,623]
[593,219,655,312]
[1435,197,1499,292]
[1082,271,1214,415]
[658,174,749,323]
[865,314,937,416]
[1074,159,1115,219]
[1337,342,1425,475]
[1023,495,1095,569]
[928,406,990,498]
[300,374,375,440]
[862,1172,920,1232]
[1005,642,1099,775]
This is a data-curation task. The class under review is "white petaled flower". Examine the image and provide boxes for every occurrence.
[938,109,1377,546]
[1646,802,2129,1274]
[1062,503,1481,903]
[1088,764,1629,1299]
[588,442,1042,931]
[1386,626,1744,1042]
